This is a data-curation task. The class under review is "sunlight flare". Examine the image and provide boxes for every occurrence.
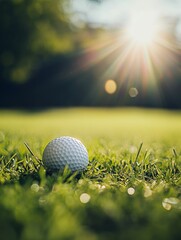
[126,12,159,46]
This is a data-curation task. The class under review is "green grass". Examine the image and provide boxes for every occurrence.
[0,108,181,240]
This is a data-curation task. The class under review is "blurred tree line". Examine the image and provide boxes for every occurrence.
[0,0,180,109]
[0,0,74,83]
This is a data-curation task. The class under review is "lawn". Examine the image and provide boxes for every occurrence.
[0,108,181,240]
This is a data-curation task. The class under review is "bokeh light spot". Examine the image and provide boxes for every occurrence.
[105,80,117,94]
[127,187,135,195]
[162,197,181,210]
[31,183,39,192]
[129,88,138,97]
[162,199,172,211]
[80,193,91,203]
[129,145,137,154]
[39,197,47,206]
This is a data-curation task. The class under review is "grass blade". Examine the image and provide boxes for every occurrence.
[24,142,42,164]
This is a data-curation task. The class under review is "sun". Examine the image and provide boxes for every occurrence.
[126,12,158,46]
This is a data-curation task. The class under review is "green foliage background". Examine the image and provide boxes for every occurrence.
[0,0,73,83]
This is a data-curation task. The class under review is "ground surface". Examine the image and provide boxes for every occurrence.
[0,108,181,240]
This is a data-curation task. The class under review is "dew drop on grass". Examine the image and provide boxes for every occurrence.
[80,193,91,203]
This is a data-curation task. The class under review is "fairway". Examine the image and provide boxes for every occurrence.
[0,108,181,240]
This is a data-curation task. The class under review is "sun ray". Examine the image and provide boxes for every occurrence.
[100,40,135,81]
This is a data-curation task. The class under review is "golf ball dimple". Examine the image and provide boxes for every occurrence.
[42,136,89,172]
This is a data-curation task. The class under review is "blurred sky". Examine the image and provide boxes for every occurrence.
[71,0,181,40]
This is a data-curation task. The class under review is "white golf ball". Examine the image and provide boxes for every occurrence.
[42,136,89,172]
